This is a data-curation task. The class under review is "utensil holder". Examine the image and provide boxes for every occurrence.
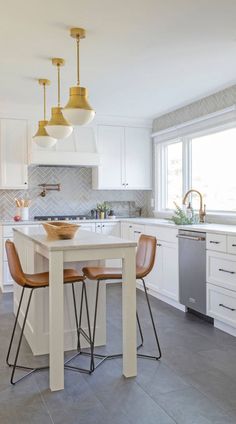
[21,207,29,221]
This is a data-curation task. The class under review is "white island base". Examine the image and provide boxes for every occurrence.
[14,230,106,356]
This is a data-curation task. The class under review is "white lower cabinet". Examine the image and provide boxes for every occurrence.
[96,222,121,268]
[207,232,236,334]
[120,222,179,305]
[121,222,144,241]
[95,222,120,237]
[0,223,40,293]
[79,223,96,232]
[144,225,179,302]
[207,251,236,292]
[207,284,236,328]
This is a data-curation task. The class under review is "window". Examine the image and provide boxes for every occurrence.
[166,141,182,209]
[156,125,236,213]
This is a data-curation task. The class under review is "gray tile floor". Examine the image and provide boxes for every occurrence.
[1,285,236,424]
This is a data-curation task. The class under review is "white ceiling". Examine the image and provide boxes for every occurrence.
[1,0,236,119]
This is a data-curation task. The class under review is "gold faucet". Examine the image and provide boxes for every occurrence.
[182,189,206,223]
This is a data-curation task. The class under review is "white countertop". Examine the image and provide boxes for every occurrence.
[3,217,236,236]
[122,218,236,235]
[13,226,137,251]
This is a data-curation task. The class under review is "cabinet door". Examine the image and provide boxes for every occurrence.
[161,242,179,301]
[100,222,120,237]
[99,222,121,268]
[79,223,96,232]
[92,125,125,189]
[124,127,152,190]
[145,243,163,293]
[121,222,131,239]
[95,223,102,233]
[129,224,145,241]
[0,119,28,189]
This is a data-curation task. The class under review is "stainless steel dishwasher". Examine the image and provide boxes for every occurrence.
[178,230,206,315]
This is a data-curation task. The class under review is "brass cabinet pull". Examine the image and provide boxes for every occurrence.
[219,268,235,275]
[219,303,236,312]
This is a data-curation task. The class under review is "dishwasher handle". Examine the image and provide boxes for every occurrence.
[177,234,206,242]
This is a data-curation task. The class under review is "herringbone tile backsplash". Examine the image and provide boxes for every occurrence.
[0,167,151,220]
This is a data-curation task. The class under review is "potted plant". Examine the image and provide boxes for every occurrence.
[97,202,110,219]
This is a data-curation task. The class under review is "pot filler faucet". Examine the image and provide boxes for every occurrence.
[182,189,206,223]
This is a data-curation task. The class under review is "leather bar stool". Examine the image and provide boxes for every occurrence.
[82,234,162,370]
[5,240,94,384]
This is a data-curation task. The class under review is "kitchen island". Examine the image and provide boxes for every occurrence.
[13,226,137,391]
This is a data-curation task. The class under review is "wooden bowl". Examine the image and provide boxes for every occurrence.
[43,221,80,240]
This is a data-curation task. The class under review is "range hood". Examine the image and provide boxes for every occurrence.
[30,126,100,167]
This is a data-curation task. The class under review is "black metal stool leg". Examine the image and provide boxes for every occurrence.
[71,282,81,350]
[11,289,34,384]
[7,287,50,384]
[136,311,144,348]
[83,282,94,372]
[65,282,95,374]
[138,278,161,360]
[6,286,25,367]
[81,280,109,369]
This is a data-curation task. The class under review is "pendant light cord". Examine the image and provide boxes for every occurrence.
[57,64,61,107]
[76,37,80,86]
[43,83,46,120]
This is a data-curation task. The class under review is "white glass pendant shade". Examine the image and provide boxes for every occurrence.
[34,136,57,148]
[33,120,57,148]
[63,87,95,126]
[46,125,73,139]
[45,107,73,139]
[63,108,95,126]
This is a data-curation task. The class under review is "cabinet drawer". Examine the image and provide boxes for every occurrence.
[207,251,236,291]
[206,233,227,252]
[145,225,178,244]
[227,236,236,255]
[207,284,236,327]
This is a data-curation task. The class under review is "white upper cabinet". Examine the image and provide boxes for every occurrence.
[124,127,152,190]
[93,126,124,189]
[92,125,152,190]
[0,119,29,189]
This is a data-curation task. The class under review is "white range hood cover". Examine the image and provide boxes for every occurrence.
[30,126,100,167]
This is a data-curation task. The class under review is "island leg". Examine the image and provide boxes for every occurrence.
[122,246,137,377]
[49,250,64,391]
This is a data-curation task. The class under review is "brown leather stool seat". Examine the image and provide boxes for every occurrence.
[82,267,122,281]
[82,234,162,369]
[21,269,84,288]
[5,240,93,384]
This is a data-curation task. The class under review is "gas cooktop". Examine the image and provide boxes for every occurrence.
[34,215,90,221]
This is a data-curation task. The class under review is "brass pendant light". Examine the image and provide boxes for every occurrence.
[45,58,73,139]
[62,28,95,126]
[33,79,57,148]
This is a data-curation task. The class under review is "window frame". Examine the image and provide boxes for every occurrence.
[154,120,236,216]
